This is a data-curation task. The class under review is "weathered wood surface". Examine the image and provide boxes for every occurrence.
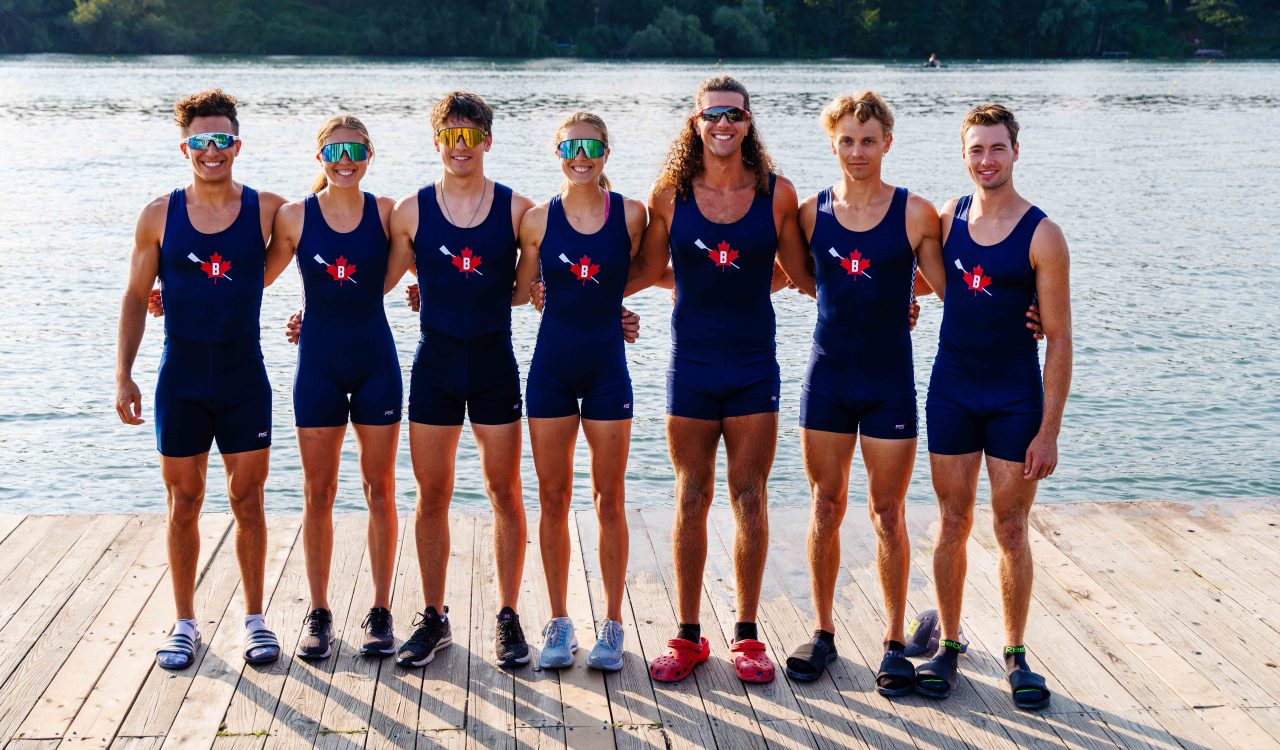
[0,501,1276,749]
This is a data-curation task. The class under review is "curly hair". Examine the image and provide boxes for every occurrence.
[174,89,239,133]
[654,76,775,201]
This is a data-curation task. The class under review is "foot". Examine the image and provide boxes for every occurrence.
[784,631,836,682]
[1005,646,1052,711]
[296,608,334,660]
[876,642,915,697]
[397,606,451,668]
[156,622,200,670]
[537,616,578,669]
[361,607,395,656]
[649,636,710,683]
[495,607,530,667]
[730,638,776,683]
[915,639,962,699]
[586,618,625,672]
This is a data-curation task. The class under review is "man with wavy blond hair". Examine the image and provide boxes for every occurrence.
[624,76,813,684]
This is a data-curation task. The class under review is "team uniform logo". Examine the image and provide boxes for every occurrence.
[954,258,992,296]
[313,254,357,285]
[829,247,872,278]
[695,239,740,270]
[188,252,232,283]
[439,245,483,276]
[557,253,600,285]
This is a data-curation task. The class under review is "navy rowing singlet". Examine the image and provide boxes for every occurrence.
[296,193,388,326]
[669,174,778,362]
[939,195,1046,358]
[538,192,630,341]
[158,186,265,343]
[414,182,517,337]
[809,186,916,375]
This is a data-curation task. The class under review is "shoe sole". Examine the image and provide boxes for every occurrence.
[538,644,579,670]
[497,652,532,667]
[295,637,334,661]
[396,635,453,668]
[586,656,623,672]
[360,642,397,657]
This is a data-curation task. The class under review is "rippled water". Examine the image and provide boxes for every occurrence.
[1,55,1277,513]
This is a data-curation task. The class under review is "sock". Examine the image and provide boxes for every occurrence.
[1004,645,1029,674]
[815,630,836,649]
[426,605,448,622]
[884,639,906,655]
[935,639,963,664]
[734,622,758,642]
[676,623,701,644]
[174,618,198,640]
[498,606,517,621]
[244,613,267,633]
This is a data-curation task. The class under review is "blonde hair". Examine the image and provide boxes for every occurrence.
[820,91,894,137]
[311,115,373,194]
[961,103,1020,146]
[555,111,611,191]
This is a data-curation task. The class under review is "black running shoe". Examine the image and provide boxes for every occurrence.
[297,608,334,660]
[396,606,451,668]
[360,607,395,656]
[495,607,530,667]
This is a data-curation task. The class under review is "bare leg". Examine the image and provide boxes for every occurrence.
[474,421,525,610]
[223,448,270,615]
[987,455,1038,646]
[298,426,346,610]
[583,418,631,623]
[799,428,856,633]
[721,412,778,626]
[928,451,982,642]
[862,435,917,644]
[530,415,579,618]
[410,422,463,610]
[666,416,722,626]
[353,422,400,609]
[161,454,210,620]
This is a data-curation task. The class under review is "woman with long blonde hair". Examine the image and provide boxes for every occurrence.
[520,112,647,671]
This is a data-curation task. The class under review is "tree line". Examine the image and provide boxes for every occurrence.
[3,0,1277,57]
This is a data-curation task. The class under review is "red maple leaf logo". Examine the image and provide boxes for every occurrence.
[452,247,482,276]
[963,263,992,296]
[326,255,356,284]
[708,240,739,270]
[573,255,600,284]
[200,252,231,283]
[839,249,871,277]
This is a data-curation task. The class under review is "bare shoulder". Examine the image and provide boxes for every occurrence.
[510,189,536,214]
[772,174,799,204]
[522,200,549,230]
[375,195,396,216]
[258,190,288,215]
[1031,217,1069,265]
[906,191,940,220]
[798,191,818,217]
[622,196,647,225]
[275,198,306,229]
[939,196,960,220]
[647,183,677,218]
[391,191,419,222]
[136,193,171,245]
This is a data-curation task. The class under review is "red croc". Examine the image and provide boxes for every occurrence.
[649,637,710,683]
[731,638,776,683]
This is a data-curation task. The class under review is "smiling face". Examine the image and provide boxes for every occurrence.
[317,126,371,190]
[832,114,891,182]
[435,116,490,179]
[963,122,1018,190]
[558,122,609,188]
[181,114,240,183]
[695,90,750,159]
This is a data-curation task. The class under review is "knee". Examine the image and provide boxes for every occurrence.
[415,482,451,517]
[993,513,1029,552]
[538,483,573,515]
[937,506,973,544]
[594,490,626,526]
[364,490,397,520]
[304,479,339,510]
[167,487,203,525]
[228,491,265,524]
[868,498,904,537]
[490,490,525,520]
[730,483,768,517]
[812,486,846,526]
[675,479,714,517]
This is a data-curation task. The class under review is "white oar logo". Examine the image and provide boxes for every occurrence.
[440,245,483,276]
[696,238,740,270]
[558,253,600,284]
[829,247,872,278]
[188,252,231,283]
[314,254,358,284]
[954,258,992,296]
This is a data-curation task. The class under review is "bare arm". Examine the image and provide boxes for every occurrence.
[624,185,674,297]
[907,193,943,298]
[1025,219,1073,480]
[772,177,815,297]
[516,202,547,308]
[511,193,538,306]
[384,194,417,293]
[115,197,166,425]
[264,200,303,286]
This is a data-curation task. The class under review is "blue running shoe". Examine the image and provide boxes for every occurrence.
[538,616,578,669]
[586,618,625,672]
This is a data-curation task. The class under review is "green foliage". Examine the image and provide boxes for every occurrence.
[4,0,1280,55]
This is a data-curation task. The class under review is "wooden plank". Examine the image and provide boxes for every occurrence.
[116,514,262,739]
[466,515,514,749]
[159,515,301,750]
[363,514,422,750]
[573,512,661,731]
[1026,508,1280,749]
[636,508,768,750]
[556,514,615,744]
[414,727,466,749]
[416,514,477,736]
[0,516,95,632]
[15,516,169,740]
[56,515,233,749]
[2,517,162,740]
[110,738,165,750]
[513,726,564,749]
[0,516,26,548]
[260,515,369,750]
[617,509,715,750]
[514,511,564,730]
[5,739,61,750]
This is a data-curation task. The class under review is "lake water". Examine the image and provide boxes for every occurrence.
[1,55,1277,514]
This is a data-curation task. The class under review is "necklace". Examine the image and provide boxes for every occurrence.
[439,178,489,228]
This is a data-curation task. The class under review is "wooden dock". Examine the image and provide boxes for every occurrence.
[1,502,1278,749]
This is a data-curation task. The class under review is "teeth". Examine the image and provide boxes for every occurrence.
[336,169,355,176]
[712,134,732,140]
